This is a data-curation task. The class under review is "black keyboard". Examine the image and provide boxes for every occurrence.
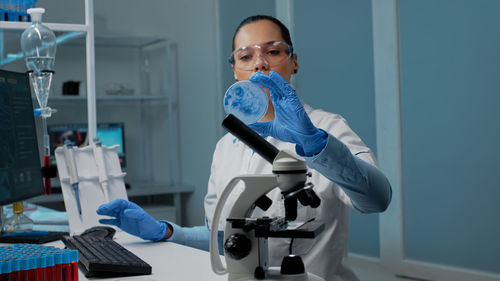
[62,235,152,277]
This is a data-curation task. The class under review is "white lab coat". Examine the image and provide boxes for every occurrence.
[205,105,377,281]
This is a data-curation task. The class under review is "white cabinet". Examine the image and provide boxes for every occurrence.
[40,37,189,224]
[49,35,181,186]
[0,5,191,224]
[0,0,97,138]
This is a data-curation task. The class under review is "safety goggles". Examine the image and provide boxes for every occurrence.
[228,41,294,71]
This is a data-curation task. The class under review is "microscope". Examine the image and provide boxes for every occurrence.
[210,114,325,281]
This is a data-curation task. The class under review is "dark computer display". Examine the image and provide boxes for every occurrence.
[0,70,44,206]
[48,123,126,167]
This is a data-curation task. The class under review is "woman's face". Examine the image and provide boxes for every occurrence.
[232,20,298,82]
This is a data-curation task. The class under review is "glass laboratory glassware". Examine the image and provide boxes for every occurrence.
[21,7,56,118]
[2,202,34,233]
[21,7,57,195]
[223,81,268,125]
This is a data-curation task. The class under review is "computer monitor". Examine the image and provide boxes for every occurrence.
[48,123,126,167]
[0,70,44,206]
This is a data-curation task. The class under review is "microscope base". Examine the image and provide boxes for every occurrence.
[228,267,324,281]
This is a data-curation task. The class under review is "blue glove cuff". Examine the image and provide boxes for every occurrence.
[304,133,366,186]
[163,222,222,253]
[295,129,328,157]
[150,221,168,242]
[164,221,186,244]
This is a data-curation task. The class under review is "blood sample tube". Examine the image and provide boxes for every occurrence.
[0,245,81,281]
[61,251,70,281]
[10,259,20,281]
[19,256,32,281]
[53,251,63,281]
[69,250,78,281]
[44,254,54,281]
[35,256,46,281]
[26,257,36,281]
[18,257,28,281]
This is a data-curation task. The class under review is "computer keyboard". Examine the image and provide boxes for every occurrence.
[62,235,152,277]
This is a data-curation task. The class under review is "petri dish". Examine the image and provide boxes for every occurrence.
[223,80,268,124]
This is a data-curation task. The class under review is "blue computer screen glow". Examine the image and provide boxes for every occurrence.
[48,123,126,166]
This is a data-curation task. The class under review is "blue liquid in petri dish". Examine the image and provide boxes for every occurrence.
[223,81,268,124]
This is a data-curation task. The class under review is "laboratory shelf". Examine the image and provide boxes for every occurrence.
[1,1,186,223]
[45,36,181,201]
[0,31,85,65]
[50,95,169,102]
[64,34,166,48]
[0,21,88,32]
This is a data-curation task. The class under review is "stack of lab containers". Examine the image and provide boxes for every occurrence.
[0,244,78,281]
[0,0,38,21]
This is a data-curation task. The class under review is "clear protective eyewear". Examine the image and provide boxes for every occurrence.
[228,41,294,71]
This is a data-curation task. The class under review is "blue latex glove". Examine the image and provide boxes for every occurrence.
[96,199,167,241]
[249,71,327,156]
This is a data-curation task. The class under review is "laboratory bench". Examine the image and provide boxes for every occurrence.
[0,231,226,281]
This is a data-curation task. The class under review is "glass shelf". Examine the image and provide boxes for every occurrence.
[1,19,181,205]
[0,30,85,66]
[0,27,166,67]
[0,21,87,32]
[50,95,169,101]
[64,34,166,48]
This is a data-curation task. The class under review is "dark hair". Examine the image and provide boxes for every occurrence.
[231,15,293,51]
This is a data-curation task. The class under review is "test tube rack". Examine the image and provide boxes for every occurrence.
[0,244,78,281]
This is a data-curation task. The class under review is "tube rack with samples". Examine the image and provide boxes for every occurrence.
[0,244,78,281]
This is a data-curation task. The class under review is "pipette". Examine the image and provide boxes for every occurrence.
[93,138,110,203]
[63,140,82,215]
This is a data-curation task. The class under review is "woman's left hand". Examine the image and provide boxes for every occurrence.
[249,71,327,156]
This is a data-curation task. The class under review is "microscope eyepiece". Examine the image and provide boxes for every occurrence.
[222,114,279,163]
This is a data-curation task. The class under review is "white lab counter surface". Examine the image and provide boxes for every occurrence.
[1,231,226,281]
[75,231,226,281]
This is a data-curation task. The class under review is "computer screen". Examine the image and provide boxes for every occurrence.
[0,70,44,206]
[48,123,126,167]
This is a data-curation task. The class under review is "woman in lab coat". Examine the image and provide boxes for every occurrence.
[97,15,392,281]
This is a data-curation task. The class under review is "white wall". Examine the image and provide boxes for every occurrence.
[292,0,379,257]
[397,0,500,274]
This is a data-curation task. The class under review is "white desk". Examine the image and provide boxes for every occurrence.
[1,231,226,281]
[75,232,226,281]
[91,232,226,280]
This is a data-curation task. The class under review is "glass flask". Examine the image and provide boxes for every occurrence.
[2,202,34,233]
[20,7,56,117]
